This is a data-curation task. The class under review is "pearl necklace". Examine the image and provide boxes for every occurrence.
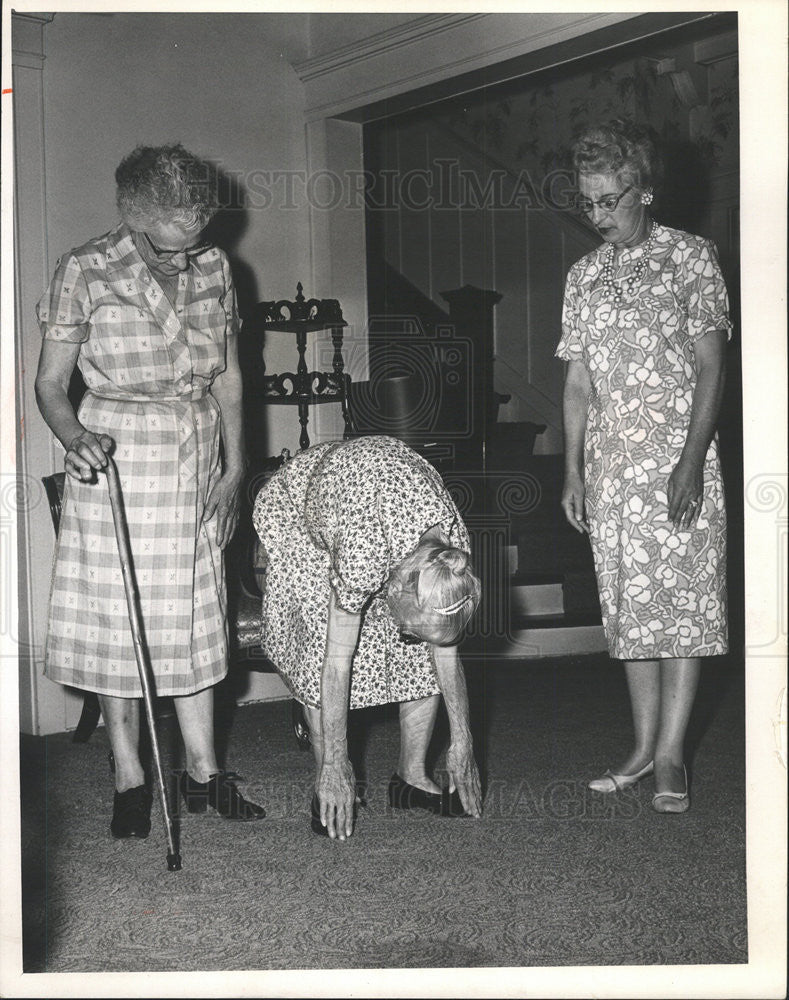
[600,221,657,302]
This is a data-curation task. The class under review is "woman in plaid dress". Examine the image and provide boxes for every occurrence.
[35,145,264,838]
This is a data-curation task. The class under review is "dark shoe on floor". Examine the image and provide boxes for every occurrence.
[311,793,329,836]
[110,784,152,839]
[179,770,265,821]
[441,786,468,817]
[387,773,468,817]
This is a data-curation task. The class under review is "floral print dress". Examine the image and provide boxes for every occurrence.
[252,435,469,709]
[556,223,732,659]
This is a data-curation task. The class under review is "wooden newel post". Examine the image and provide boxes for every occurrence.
[440,284,502,473]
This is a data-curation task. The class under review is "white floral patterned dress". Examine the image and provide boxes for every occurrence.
[556,223,732,659]
[252,435,470,709]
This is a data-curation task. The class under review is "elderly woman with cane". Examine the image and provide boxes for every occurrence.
[253,435,483,840]
[557,119,731,813]
[35,143,264,841]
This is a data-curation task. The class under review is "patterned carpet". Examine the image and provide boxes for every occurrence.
[20,653,747,972]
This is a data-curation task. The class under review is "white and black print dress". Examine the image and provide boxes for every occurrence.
[556,224,731,659]
[252,435,470,709]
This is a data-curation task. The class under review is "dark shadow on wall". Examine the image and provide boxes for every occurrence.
[203,165,258,322]
[657,139,714,234]
[203,164,268,469]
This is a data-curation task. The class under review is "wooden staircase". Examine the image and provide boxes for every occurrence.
[460,450,607,660]
[361,262,606,661]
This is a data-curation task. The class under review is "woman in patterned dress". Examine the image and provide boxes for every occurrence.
[35,145,264,838]
[252,435,483,840]
[557,120,731,813]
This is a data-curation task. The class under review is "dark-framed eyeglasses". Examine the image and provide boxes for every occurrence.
[574,184,633,217]
[142,231,213,260]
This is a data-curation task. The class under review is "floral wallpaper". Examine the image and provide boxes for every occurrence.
[440,41,738,202]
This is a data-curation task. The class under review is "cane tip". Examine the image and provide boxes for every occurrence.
[167,853,182,872]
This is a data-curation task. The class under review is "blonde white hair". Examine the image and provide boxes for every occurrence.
[386,538,481,646]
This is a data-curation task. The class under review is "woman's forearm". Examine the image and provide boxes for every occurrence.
[319,594,361,763]
[563,390,588,476]
[680,336,727,468]
[432,645,473,746]
[562,362,591,477]
[320,662,352,763]
[211,334,246,474]
[36,380,84,450]
[35,338,89,451]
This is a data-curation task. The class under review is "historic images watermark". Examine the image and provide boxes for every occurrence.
[167,773,646,825]
[743,473,788,657]
[1,473,46,653]
[203,161,582,215]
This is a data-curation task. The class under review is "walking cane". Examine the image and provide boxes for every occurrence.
[104,457,182,872]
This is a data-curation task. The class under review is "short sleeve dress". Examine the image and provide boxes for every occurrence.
[555,223,732,660]
[38,223,238,697]
[251,435,470,709]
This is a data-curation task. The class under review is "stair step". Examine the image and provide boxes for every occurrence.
[510,570,563,585]
[511,611,601,630]
[510,581,564,617]
[503,623,606,658]
[466,622,606,659]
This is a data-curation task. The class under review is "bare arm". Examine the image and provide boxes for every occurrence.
[667,330,728,527]
[560,359,592,533]
[432,643,482,817]
[316,591,362,840]
[205,331,245,547]
[34,339,113,480]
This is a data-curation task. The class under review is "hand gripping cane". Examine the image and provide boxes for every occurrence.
[104,457,182,871]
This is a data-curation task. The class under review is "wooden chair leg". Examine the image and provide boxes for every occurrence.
[72,691,101,743]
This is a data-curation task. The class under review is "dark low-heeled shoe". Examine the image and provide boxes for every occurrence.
[311,793,329,836]
[179,770,265,821]
[387,772,468,817]
[110,784,152,839]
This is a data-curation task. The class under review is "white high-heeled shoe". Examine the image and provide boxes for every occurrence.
[588,759,654,793]
[652,765,689,814]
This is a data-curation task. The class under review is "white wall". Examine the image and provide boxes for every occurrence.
[17,12,322,731]
[15,9,680,732]
[42,13,311,329]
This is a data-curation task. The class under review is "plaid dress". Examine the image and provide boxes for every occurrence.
[38,224,237,697]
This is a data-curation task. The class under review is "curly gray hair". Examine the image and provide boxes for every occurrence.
[571,118,663,192]
[115,144,220,232]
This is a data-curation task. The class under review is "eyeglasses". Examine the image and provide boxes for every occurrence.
[142,232,213,260]
[574,185,633,217]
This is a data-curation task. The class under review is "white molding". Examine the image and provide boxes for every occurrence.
[10,12,55,25]
[300,12,641,122]
[11,11,65,732]
[294,14,486,82]
[11,10,55,67]
[11,51,45,70]
[694,30,738,65]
